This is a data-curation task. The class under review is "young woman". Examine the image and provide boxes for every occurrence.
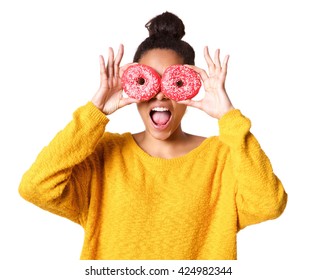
[19,12,287,260]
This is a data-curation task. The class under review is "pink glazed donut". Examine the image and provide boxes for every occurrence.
[121,64,161,101]
[161,65,201,101]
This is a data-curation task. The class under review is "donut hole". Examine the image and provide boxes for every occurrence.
[137,77,145,85]
[176,80,184,87]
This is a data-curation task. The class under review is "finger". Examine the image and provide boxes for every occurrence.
[99,55,108,84]
[214,49,221,69]
[204,46,217,76]
[119,62,138,78]
[114,44,124,78]
[203,46,214,66]
[177,99,203,110]
[222,55,230,75]
[118,96,141,108]
[107,47,114,82]
[185,64,209,83]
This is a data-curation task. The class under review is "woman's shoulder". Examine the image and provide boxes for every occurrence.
[100,131,132,146]
[187,133,229,154]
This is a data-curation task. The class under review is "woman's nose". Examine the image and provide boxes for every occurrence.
[155,92,167,101]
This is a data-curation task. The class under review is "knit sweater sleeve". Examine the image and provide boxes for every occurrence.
[19,102,109,225]
[218,109,287,230]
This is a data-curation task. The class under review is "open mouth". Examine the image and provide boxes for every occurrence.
[150,107,172,127]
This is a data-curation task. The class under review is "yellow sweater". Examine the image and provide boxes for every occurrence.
[19,102,287,260]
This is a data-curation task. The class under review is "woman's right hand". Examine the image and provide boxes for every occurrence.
[91,44,139,115]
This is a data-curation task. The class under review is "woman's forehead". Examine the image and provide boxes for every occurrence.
[138,49,183,76]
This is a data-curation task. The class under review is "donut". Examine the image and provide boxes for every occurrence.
[121,64,161,101]
[161,65,201,101]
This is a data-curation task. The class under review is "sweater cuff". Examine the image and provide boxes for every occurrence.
[218,109,251,146]
[77,101,110,126]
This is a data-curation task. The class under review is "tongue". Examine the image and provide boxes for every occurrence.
[152,111,170,125]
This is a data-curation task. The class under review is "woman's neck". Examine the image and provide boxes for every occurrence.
[133,127,206,159]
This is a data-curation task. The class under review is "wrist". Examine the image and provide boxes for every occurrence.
[218,105,235,119]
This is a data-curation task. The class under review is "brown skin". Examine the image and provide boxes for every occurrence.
[133,49,206,158]
[91,45,234,159]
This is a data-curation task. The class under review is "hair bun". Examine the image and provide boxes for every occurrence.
[145,11,185,40]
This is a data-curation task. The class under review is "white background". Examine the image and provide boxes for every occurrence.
[1,0,316,279]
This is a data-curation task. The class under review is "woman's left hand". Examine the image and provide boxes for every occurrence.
[179,47,234,119]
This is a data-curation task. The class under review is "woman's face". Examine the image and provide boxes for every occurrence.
[137,49,187,141]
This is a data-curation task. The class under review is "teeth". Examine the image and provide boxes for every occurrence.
[151,107,169,112]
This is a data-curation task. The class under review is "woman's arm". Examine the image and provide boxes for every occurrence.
[19,45,138,225]
[181,47,287,228]
[219,109,287,229]
[19,102,108,225]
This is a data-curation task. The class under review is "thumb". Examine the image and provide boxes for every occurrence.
[177,99,203,110]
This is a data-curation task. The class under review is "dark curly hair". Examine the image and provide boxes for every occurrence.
[133,12,195,65]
